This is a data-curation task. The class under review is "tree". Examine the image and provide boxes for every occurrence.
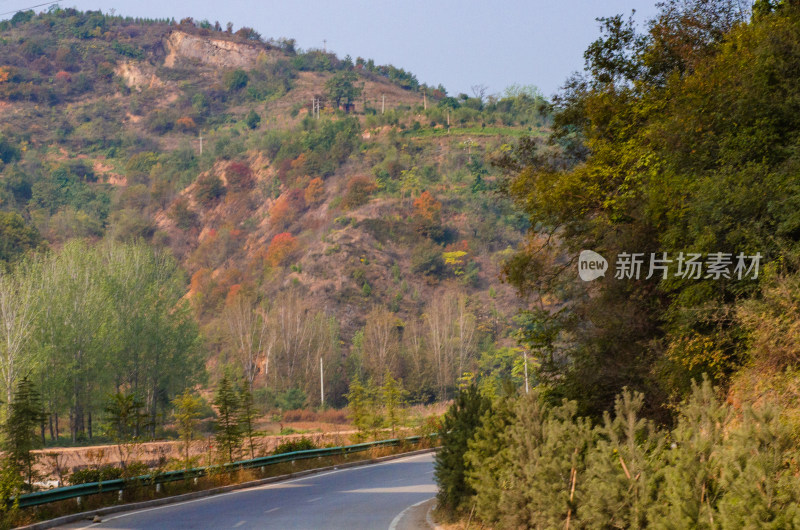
[303,177,325,206]
[381,370,407,437]
[434,384,490,514]
[324,71,362,109]
[2,377,45,488]
[237,383,258,459]
[213,373,242,463]
[0,212,42,265]
[194,174,226,205]
[224,294,269,388]
[172,389,203,469]
[244,109,261,130]
[362,306,400,379]
[223,69,249,92]
[412,191,443,240]
[0,266,37,408]
[264,233,297,267]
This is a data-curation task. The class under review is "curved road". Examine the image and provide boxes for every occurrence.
[61,452,436,530]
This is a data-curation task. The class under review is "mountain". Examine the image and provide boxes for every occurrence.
[0,8,550,412]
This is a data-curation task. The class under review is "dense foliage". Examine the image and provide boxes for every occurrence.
[502,0,800,418]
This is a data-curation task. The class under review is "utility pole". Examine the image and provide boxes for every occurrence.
[312,97,320,119]
[381,94,385,115]
[320,357,325,407]
[423,91,427,110]
[323,39,327,52]
[198,132,203,155]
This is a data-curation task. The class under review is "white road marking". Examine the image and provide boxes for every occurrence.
[264,507,279,514]
[71,452,433,529]
[388,497,434,530]
[233,521,246,528]
[307,496,322,503]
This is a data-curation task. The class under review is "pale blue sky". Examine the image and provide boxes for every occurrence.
[2,0,661,98]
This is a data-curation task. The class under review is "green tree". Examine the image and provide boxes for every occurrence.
[223,69,249,92]
[244,109,261,129]
[213,373,242,462]
[324,71,362,109]
[2,377,45,488]
[0,212,42,266]
[381,370,407,437]
[434,384,490,515]
[172,389,203,469]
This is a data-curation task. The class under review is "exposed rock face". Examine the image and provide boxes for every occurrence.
[163,31,280,69]
[114,61,164,90]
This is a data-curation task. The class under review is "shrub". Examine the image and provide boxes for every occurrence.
[226,162,254,192]
[244,109,261,129]
[272,437,317,455]
[265,233,298,267]
[194,174,226,205]
[169,198,199,231]
[176,116,197,133]
[411,241,446,279]
[223,69,249,92]
[304,177,325,206]
[341,175,377,210]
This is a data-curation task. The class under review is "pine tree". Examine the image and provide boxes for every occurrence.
[213,373,242,463]
[381,370,407,437]
[2,377,45,488]
[346,376,379,442]
[434,384,490,515]
[581,390,663,529]
[464,385,516,525]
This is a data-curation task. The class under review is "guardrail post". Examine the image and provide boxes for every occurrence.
[118,490,123,502]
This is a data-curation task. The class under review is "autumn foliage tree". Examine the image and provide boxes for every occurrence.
[265,233,297,267]
[269,189,306,229]
[342,175,377,209]
[226,162,254,192]
[304,177,325,206]
[412,190,443,239]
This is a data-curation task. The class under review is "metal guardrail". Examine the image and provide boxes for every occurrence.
[16,435,432,509]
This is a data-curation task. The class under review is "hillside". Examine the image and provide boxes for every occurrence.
[0,7,550,436]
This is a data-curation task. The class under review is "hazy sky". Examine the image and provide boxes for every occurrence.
[2,1,661,98]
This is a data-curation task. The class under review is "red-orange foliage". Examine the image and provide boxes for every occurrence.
[413,191,442,222]
[226,162,254,192]
[304,177,325,206]
[269,196,292,229]
[342,175,377,209]
[176,116,197,132]
[265,232,298,267]
[54,71,71,83]
[225,284,243,305]
[189,268,212,296]
[269,189,306,229]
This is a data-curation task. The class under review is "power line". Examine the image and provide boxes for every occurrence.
[0,1,60,17]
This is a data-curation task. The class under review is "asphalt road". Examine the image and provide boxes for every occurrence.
[61,452,436,530]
